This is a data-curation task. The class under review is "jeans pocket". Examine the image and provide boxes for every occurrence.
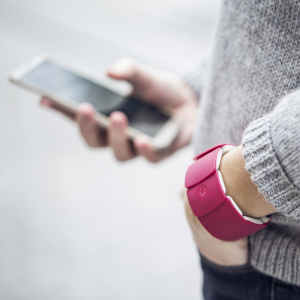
[200,253,254,274]
[200,253,271,300]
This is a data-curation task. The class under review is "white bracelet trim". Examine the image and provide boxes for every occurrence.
[221,145,236,155]
[217,170,226,194]
[244,216,263,225]
[227,196,243,216]
[216,148,223,170]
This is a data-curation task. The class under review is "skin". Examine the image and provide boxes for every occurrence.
[41,58,277,266]
[41,58,198,162]
[183,146,277,266]
[219,146,277,219]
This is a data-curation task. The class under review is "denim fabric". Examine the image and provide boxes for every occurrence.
[200,255,300,300]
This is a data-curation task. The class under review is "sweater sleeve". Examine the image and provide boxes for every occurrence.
[242,90,300,219]
[182,58,208,102]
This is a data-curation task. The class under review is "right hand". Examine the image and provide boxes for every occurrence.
[40,58,198,162]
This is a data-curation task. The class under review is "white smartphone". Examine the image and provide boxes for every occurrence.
[9,53,181,150]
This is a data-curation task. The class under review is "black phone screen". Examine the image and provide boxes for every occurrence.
[22,60,169,137]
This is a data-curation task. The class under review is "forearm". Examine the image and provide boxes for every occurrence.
[219,145,277,218]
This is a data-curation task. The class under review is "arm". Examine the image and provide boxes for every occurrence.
[241,89,300,220]
[194,88,300,222]
[184,89,300,266]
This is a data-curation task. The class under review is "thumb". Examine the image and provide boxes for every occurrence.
[107,58,154,92]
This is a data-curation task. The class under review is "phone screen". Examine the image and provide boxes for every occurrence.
[21,60,169,137]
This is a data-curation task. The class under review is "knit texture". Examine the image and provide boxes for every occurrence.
[242,92,300,284]
[185,0,300,286]
[243,92,300,218]
[183,60,207,101]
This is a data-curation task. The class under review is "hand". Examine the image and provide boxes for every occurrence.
[183,145,277,266]
[40,58,198,162]
[183,188,249,266]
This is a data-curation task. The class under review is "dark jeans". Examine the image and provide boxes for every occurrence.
[200,254,300,300]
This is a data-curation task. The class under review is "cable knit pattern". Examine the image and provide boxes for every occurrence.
[186,0,300,286]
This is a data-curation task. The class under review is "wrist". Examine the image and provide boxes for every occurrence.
[219,145,276,218]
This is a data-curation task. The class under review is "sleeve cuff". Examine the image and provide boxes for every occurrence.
[242,114,300,219]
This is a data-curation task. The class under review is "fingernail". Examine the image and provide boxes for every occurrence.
[136,140,147,150]
[140,145,147,152]
[40,99,50,106]
[79,114,90,123]
[112,120,121,130]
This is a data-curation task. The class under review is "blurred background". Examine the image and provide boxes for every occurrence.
[0,0,220,299]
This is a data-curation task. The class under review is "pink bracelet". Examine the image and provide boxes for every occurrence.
[185,144,272,241]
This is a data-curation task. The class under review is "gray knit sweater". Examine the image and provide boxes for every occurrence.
[185,0,300,286]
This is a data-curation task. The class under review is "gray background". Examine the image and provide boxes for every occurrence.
[0,0,220,299]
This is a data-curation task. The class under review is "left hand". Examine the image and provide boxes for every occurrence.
[182,145,277,266]
[183,189,249,266]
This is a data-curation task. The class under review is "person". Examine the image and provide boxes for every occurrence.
[41,1,300,299]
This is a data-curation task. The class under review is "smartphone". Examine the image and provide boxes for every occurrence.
[9,53,180,150]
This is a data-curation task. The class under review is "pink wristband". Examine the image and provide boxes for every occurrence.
[185,144,272,241]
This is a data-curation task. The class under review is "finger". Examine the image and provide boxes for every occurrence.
[76,103,107,147]
[40,97,75,120]
[107,58,153,94]
[108,112,135,161]
[107,58,186,108]
[134,136,165,163]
